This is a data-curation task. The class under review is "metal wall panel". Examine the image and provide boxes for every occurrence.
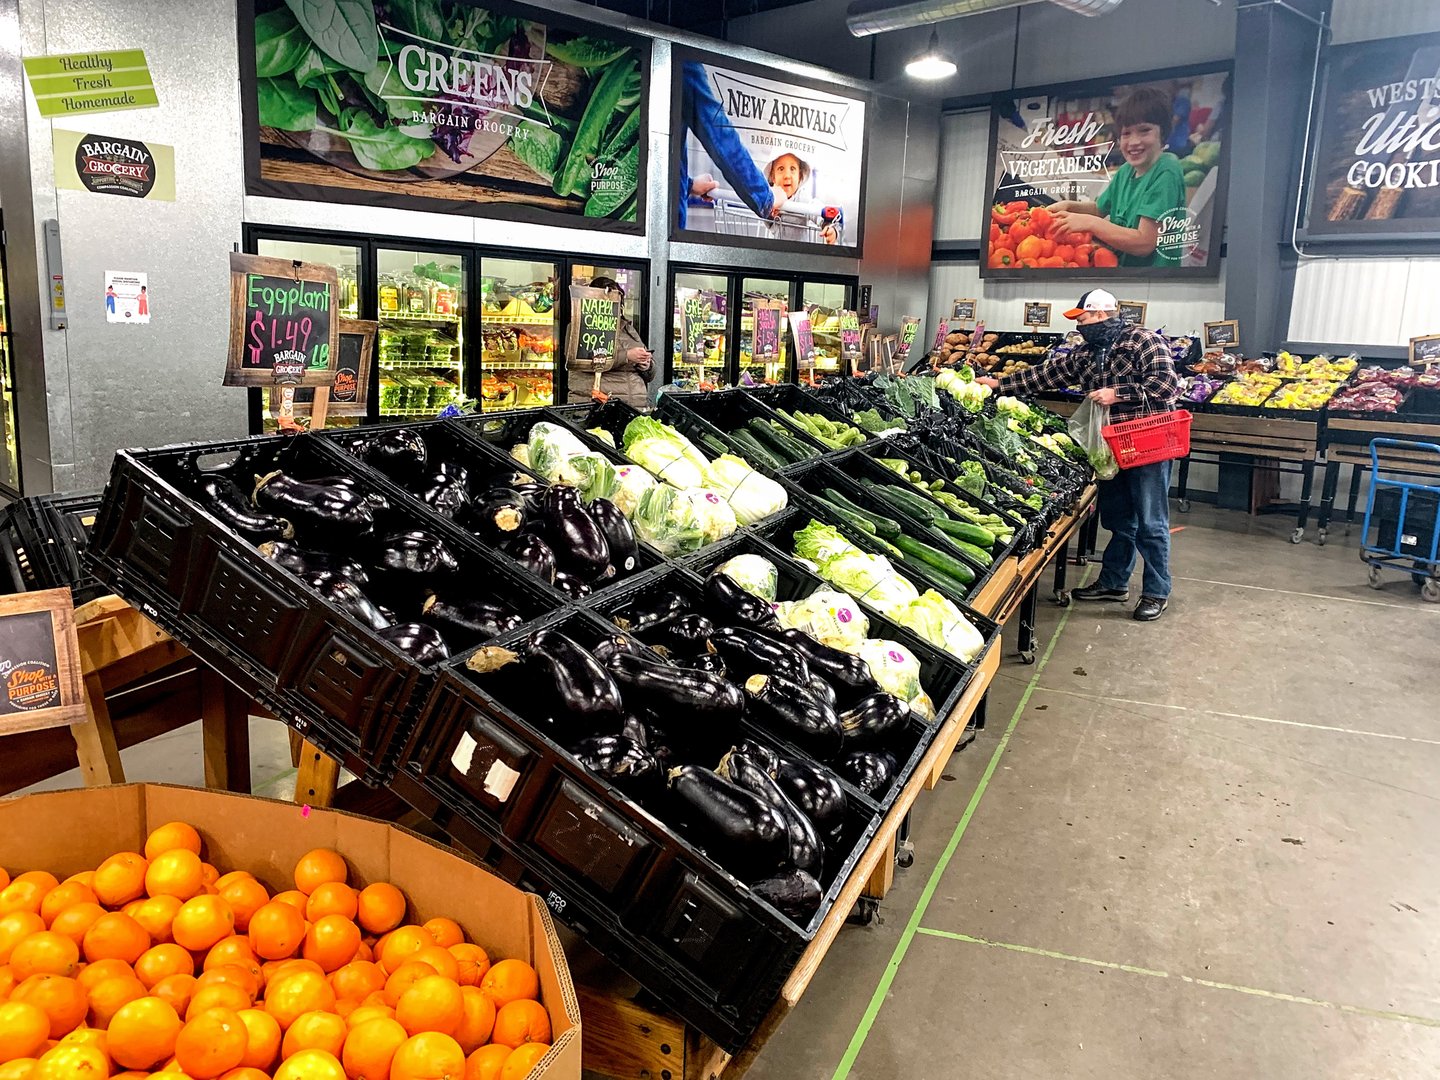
[933,110,990,241]
[1287,258,1440,347]
[1330,0,1440,44]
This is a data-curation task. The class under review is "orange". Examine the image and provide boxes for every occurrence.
[270,893,308,915]
[0,969,15,999]
[13,873,58,892]
[87,974,148,1028]
[213,873,252,891]
[345,1005,394,1030]
[0,1061,38,1080]
[135,944,195,989]
[219,1069,269,1080]
[395,976,463,1038]
[93,854,149,909]
[497,1043,547,1080]
[291,852,346,898]
[39,885,98,928]
[477,961,537,1010]
[279,1012,346,1060]
[0,1001,52,1062]
[377,928,431,976]
[62,873,94,891]
[355,886,405,936]
[490,1001,548,1050]
[448,945,489,988]
[0,911,46,964]
[382,963,438,1009]
[199,866,219,888]
[420,920,463,950]
[389,1033,465,1080]
[247,905,304,962]
[452,989,494,1056]
[301,886,355,924]
[174,1007,246,1079]
[145,853,205,903]
[144,824,202,862]
[260,960,323,990]
[12,975,87,1038]
[300,916,358,974]
[10,933,80,982]
[109,996,182,1071]
[262,971,334,1030]
[83,913,150,965]
[329,961,385,1003]
[55,1031,105,1055]
[77,958,134,993]
[216,882,267,935]
[150,974,196,1018]
[409,947,458,984]
[0,882,50,919]
[195,965,260,1002]
[463,1045,510,1080]
[203,939,258,976]
[0,868,8,891]
[355,940,374,964]
[341,1017,406,1080]
[32,1042,107,1080]
[234,1009,281,1071]
[271,1048,344,1080]
[170,897,233,953]
[130,896,183,945]
[184,984,252,1022]
[47,906,105,951]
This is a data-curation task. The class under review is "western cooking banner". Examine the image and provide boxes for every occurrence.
[1303,32,1440,242]
[240,0,647,230]
[672,47,867,256]
[981,64,1231,280]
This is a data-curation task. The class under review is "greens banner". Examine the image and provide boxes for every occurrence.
[981,65,1230,280]
[1303,32,1440,242]
[242,0,647,229]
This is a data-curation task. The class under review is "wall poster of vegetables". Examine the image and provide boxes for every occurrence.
[241,0,648,229]
[981,63,1231,281]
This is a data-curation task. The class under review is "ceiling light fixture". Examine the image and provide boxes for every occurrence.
[905,28,957,80]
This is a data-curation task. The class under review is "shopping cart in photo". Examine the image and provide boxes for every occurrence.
[708,187,844,244]
[1358,439,1440,603]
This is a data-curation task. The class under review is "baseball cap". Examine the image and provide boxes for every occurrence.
[1063,289,1118,319]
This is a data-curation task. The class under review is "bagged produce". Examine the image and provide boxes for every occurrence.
[609,463,657,516]
[776,589,871,652]
[630,484,707,555]
[1068,397,1118,480]
[704,454,788,524]
[526,421,591,480]
[715,553,779,602]
[898,590,985,663]
[622,415,711,489]
[567,453,619,502]
[856,638,925,708]
[687,488,739,544]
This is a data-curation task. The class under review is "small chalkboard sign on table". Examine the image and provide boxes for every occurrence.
[226,253,340,389]
[752,300,783,363]
[789,311,817,380]
[840,310,863,367]
[1204,320,1240,350]
[1409,333,1440,366]
[680,291,712,362]
[1117,301,1147,327]
[952,298,977,323]
[1024,302,1052,328]
[271,318,375,426]
[0,589,85,736]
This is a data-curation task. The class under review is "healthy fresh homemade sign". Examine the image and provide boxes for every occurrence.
[244,1,647,230]
[23,50,157,117]
[225,253,339,388]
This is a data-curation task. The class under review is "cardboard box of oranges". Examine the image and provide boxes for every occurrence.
[0,784,579,1080]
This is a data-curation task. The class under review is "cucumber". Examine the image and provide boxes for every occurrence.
[815,497,876,535]
[893,555,972,603]
[892,535,977,586]
[747,419,802,463]
[931,518,996,549]
[823,488,900,539]
[699,433,730,458]
[764,421,819,461]
[951,539,995,568]
[873,484,942,524]
[730,429,783,471]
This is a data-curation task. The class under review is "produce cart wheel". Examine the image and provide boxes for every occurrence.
[1422,579,1440,604]
[1019,649,1036,665]
[1317,528,1327,547]
[1052,591,1071,606]
[851,898,878,925]
[1291,527,1304,544]
[1178,499,1191,513]
[896,842,915,869]
[1367,565,1385,589]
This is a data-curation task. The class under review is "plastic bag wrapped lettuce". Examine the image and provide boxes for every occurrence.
[510,443,532,468]
[526,422,590,480]
[775,589,870,651]
[715,554,779,603]
[687,489,738,544]
[631,484,706,555]
[608,464,656,517]
[857,639,931,717]
[704,455,788,525]
[622,416,711,489]
[566,454,618,503]
[898,591,985,663]
[793,521,919,615]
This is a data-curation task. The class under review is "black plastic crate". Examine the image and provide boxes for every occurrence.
[1372,487,1440,557]
[651,395,769,474]
[394,605,882,1051]
[0,492,107,604]
[885,432,1052,541]
[664,389,830,465]
[447,407,626,468]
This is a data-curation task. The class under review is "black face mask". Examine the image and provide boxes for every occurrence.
[1077,317,1125,349]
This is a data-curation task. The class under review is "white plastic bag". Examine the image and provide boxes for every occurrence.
[1068,397,1119,480]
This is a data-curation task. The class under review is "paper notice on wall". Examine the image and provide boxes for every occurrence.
[104,270,149,324]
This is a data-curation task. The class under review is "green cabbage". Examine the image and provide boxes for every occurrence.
[527,422,591,482]
[704,455,788,525]
[622,416,711,489]
[715,554,779,602]
[567,454,618,503]
[897,590,985,662]
[793,520,919,617]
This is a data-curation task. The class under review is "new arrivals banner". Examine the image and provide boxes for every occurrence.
[673,48,867,256]
[982,64,1231,280]
[241,0,647,230]
[1303,32,1440,242]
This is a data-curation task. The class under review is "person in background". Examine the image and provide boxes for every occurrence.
[1047,87,1187,267]
[977,289,1180,622]
[567,277,654,410]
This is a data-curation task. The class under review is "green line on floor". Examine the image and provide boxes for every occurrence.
[831,577,1089,1080]
[914,927,1440,1030]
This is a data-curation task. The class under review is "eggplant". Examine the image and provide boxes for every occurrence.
[838,693,909,747]
[650,614,714,656]
[673,649,727,679]
[311,576,390,631]
[835,749,897,797]
[705,572,779,629]
[306,476,391,513]
[606,652,744,721]
[667,766,787,880]
[376,622,449,665]
[420,474,469,519]
[621,714,650,747]
[808,674,838,711]
[735,739,780,775]
[473,488,529,543]
[621,590,690,633]
[719,751,824,876]
[774,757,847,844]
[364,428,428,484]
[437,460,469,485]
[710,626,810,685]
[570,735,660,792]
[507,533,557,584]
[466,629,624,728]
[258,541,370,588]
[253,471,374,538]
[743,674,843,758]
[749,868,823,923]
[766,628,881,704]
[199,475,293,542]
[593,633,649,666]
[376,605,397,625]
[371,531,460,578]
[421,595,521,640]
[540,486,610,580]
[587,498,640,578]
[512,481,546,500]
[552,572,592,600]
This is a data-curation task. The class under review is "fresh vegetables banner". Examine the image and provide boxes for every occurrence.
[674,49,867,255]
[243,0,647,229]
[1303,32,1440,242]
[982,66,1230,279]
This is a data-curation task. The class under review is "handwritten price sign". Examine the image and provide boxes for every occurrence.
[225,254,338,388]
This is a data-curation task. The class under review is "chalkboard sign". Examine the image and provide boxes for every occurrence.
[931,318,949,356]
[1117,301,1147,327]
[570,289,622,365]
[226,253,339,388]
[752,300,782,360]
[895,316,921,359]
[839,310,862,360]
[1203,320,1239,349]
[0,589,84,735]
[1409,333,1440,366]
[789,311,816,368]
[329,319,375,416]
[681,292,711,360]
[952,299,977,322]
[1024,302,1052,328]
[858,284,872,318]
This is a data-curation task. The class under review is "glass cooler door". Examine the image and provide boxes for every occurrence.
[376,247,467,419]
[0,224,18,495]
[738,277,790,387]
[479,257,557,413]
[671,271,730,389]
[801,279,853,381]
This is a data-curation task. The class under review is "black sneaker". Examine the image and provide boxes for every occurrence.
[1072,584,1129,602]
[1133,597,1168,621]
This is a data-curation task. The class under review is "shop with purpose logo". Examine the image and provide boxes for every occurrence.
[0,658,62,711]
[1155,206,1203,261]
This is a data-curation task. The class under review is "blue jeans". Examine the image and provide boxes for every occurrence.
[1096,460,1172,599]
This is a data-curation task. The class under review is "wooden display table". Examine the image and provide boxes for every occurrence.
[1176,412,1320,542]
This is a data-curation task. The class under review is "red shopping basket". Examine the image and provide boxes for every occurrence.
[1101,409,1192,469]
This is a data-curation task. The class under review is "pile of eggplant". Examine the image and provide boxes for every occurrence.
[191,451,524,666]
[465,567,916,924]
[350,428,640,599]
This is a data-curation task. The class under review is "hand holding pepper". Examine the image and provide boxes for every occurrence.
[1050,210,1101,240]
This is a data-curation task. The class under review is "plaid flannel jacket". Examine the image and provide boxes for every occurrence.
[999,325,1181,419]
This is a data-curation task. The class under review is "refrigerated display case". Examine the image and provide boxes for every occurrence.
[803,279,850,379]
[376,246,466,419]
[739,277,789,386]
[0,219,19,495]
[479,258,555,413]
[672,271,730,390]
